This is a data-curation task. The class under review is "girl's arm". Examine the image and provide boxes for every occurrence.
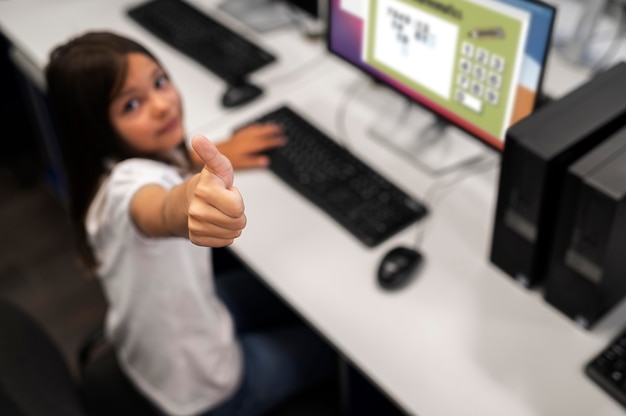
[130,135,246,247]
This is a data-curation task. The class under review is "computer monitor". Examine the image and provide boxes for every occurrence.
[328,0,556,173]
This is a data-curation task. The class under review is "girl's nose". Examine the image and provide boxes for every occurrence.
[151,93,170,116]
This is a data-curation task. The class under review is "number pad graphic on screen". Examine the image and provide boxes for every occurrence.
[456,40,505,114]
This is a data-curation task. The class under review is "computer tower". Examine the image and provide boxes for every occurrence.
[543,129,626,329]
[490,62,626,287]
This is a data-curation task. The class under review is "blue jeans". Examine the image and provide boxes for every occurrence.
[203,266,337,416]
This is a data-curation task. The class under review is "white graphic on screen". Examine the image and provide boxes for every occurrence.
[370,0,458,99]
[340,0,365,18]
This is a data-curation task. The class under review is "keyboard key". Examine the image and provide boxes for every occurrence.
[456,89,482,113]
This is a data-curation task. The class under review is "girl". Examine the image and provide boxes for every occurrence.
[45,31,335,416]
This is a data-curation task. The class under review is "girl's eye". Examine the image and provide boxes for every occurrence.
[155,75,168,89]
[123,98,139,113]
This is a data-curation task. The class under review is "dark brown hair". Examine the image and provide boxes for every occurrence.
[45,31,184,273]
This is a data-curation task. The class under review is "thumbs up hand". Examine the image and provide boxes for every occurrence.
[188,135,246,247]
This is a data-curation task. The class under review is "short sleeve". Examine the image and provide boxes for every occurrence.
[86,158,185,245]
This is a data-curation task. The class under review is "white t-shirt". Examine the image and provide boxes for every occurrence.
[85,158,243,416]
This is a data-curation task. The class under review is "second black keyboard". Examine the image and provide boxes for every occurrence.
[254,106,428,247]
[127,0,276,84]
[586,328,626,408]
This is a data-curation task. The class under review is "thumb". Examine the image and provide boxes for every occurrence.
[191,135,234,188]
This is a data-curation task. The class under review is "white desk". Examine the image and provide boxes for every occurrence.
[1,1,625,415]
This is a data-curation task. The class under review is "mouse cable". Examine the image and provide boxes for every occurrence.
[412,153,500,249]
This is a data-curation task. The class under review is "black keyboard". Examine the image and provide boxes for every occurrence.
[253,106,428,247]
[586,328,626,408]
[127,0,276,85]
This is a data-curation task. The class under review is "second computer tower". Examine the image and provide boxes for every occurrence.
[543,129,626,329]
[490,62,626,287]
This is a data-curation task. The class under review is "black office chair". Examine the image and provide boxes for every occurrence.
[0,297,159,416]
[0,297,85,416]
[77,324,161,416]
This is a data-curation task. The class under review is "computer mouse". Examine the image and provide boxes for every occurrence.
[377,246,423,290]
[221,82,263,108]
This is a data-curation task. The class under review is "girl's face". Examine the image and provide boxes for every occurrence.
[109,53,184,156]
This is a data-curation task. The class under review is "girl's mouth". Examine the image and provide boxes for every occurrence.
[158,117,180,135]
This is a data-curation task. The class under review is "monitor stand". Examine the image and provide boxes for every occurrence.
[367,91,488,176]
[218,0,297,33]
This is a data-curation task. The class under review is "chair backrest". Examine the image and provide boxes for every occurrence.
[78,330,161,416]
[0,298,86,416]
[0,297,160,416]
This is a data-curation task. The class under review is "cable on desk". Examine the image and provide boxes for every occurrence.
[333,76,372,149]
[327,73,501,250]
[259,51,328,87]
[281,4,325,40]
[413,153,500,249]
[591,2,626,73]
[329,76,500,250]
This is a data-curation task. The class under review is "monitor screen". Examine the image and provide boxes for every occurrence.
[327,0,556,151]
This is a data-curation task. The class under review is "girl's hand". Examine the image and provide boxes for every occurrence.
[217,123,286,170]
[188,135,246,247]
